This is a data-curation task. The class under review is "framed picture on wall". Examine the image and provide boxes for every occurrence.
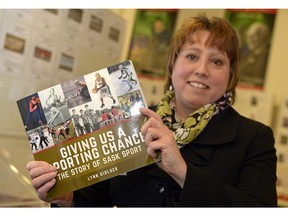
[225,9,277,88]
[128,9,178,77]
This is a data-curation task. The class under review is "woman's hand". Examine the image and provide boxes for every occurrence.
[26,161,73,207]
[140,108,187,187]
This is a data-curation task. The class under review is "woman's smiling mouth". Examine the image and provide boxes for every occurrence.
[188,81,208,89]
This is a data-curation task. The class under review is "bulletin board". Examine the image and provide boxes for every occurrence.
[274,96,288,205]
[0,9,127,137]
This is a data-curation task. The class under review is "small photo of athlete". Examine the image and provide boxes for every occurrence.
[90,72,117,109]
[26,126,54,153]
[38,84,71,127]
[107,60,140,97]
[61,76,92,109]
[118,64,138,91]
[17,93,46,131]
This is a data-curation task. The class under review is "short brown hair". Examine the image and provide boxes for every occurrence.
[165,14,240,103]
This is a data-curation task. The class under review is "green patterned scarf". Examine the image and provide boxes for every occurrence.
[156,90,232,146]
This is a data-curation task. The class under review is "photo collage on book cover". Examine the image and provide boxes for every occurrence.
[17,61,146,154]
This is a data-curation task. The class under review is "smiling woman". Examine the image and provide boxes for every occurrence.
[171,31,231,118]
[26,13,277,207]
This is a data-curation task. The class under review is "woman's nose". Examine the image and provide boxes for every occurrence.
[194,60,208,77]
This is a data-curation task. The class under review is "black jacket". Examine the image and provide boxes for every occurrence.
[72,106,277,207]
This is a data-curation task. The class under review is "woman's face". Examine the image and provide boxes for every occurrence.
[172,30,230,117]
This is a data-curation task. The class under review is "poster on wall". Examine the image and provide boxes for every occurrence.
[26,31,58,82]
[83,9,106,50]
[274,96,288,165]
[225,9,276,88]
[62,9,85,44]
[128,9,177,77]
[53,42,79,83]
[0,18,31,77]
[4,9,36,24]
[274,96,288,205]
[232,87,273,127]
[34,9,63,36]
[104,12,125,61]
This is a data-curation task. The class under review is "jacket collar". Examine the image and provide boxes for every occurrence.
[178,107,240,166]
[150,105,240,146]
[192,106,240,145]
[145,106,240,172]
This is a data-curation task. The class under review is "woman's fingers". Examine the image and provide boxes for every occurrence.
[140,108,163,136]
[139,107,162,121]
[36,178,57,201]
[31,167,57,189]
[26,161,57,200]
[27,161,57,179]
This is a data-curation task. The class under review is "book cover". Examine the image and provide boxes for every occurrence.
[17,60,156,200]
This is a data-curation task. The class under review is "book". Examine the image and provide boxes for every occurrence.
[17,60,157,200]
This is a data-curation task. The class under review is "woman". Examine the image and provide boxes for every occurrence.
[27,14,277,207]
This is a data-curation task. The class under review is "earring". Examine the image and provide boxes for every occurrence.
[169,85,173,91]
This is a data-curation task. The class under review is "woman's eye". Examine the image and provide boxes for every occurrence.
[187,54,197,60]
[212,58,223,66]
